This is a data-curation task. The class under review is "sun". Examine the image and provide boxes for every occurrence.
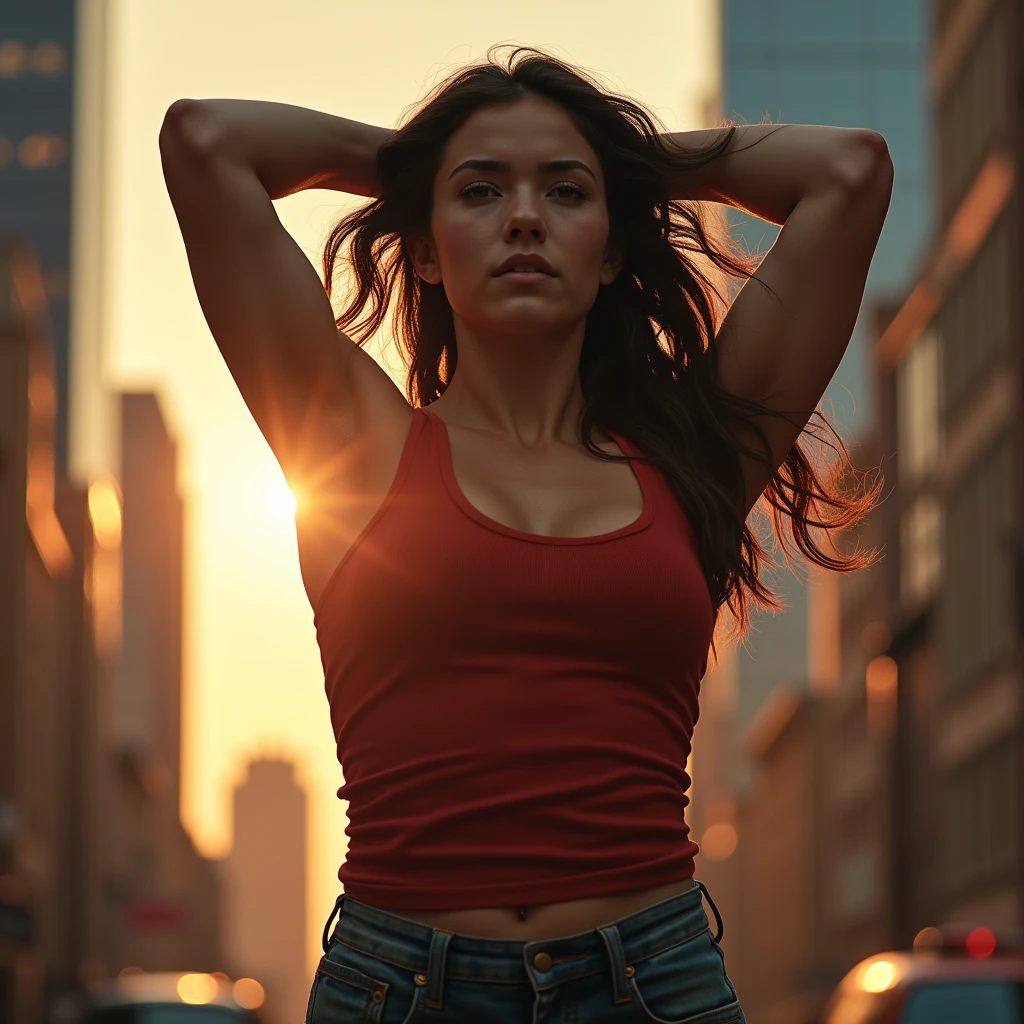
[268,476,298,520]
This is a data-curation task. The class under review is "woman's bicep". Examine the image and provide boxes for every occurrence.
[713,154,893,515]
[160,119,352,472]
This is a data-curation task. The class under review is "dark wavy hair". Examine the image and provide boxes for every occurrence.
[321,44,883,661]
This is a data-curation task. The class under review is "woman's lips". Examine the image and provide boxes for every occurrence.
[494,271,555,283]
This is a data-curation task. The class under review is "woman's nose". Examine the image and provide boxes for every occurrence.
[504,202,546,240]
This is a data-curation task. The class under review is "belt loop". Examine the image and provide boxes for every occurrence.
[596,924,633,1004]
[695,880,724,944]
[322,894,345,954]
[423,929,453,1010]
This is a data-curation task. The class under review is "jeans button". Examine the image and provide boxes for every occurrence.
[533,952,553,972]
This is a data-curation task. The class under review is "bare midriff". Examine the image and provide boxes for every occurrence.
[373,876,697,941]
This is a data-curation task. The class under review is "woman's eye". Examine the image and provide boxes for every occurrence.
[457,181,589,201]
[552,182,589,200]
[458,183,495,199]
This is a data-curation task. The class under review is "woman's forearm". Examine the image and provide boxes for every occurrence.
[160,98,394,199]
[662,123,892,224]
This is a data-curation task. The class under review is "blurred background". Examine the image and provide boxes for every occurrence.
[0,0,1017,1021]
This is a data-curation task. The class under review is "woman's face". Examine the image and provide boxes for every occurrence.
[409,95,622,339]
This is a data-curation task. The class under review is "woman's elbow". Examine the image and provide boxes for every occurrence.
[159,98,222,162]
[830,129,894,198]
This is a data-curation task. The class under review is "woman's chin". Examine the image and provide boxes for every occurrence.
[468,302,583,331]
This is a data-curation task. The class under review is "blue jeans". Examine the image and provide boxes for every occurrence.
[307,881,745,1023]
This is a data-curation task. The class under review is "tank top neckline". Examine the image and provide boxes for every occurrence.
[420,406,656,546]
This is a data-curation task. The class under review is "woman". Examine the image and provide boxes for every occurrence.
[160,45,890,1024]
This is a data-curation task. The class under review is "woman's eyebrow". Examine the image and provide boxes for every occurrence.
[447,158,596,182]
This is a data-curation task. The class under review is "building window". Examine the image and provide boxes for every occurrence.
[0,40,29,77]
[897,328,941,486]
[940,430,1015,692]
[900,495,942,607]
[18,134,68,169]
[947,738,1018,888]
[0,40,65,78]
[32,41,66,77]
[939,214,1011,416]
[937,0,1008,220]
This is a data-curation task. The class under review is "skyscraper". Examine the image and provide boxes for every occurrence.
[224,758,308,1024]
[0,1,76,475]
[99,390,222,975]
[719,0,934,723]
[118,393,184,789]
[0,0,116,484]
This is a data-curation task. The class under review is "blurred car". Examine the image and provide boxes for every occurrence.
[81,971,265,1024]
[819,926,1024,1024]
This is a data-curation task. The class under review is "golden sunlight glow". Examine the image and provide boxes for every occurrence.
[177,973,219,1005]
[268,476,298,520]
[856,960,899,994]
[233,978,266,1009]
[87,477,123,549]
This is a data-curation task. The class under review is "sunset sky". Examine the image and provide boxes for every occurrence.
[101,0,719,972]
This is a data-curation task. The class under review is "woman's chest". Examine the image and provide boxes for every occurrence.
[442,425,646,539]
[322,511,712,671]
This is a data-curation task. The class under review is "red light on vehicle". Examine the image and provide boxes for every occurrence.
[966,927,997,959]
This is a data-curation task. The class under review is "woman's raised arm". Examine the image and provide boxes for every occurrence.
[158,99,395,481]
[663,123,893,518]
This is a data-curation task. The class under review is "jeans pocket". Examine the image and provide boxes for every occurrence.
[628,929,744,1024]
[307,941,423,1024]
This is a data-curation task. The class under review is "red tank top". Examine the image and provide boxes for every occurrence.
[313,406,715,910]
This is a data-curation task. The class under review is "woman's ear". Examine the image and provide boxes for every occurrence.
[406,233,443,285]
[600,237,624,286]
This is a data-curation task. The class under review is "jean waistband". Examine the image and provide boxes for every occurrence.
[322,880,723,988]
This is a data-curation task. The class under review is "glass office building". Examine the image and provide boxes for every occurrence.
[721,0,934,725]
[0,0,76,475]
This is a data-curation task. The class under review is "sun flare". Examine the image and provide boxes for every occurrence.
[268,477,298,520]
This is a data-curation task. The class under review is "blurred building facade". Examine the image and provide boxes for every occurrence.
[0,239,224,1022]
[1,4,227,1019]
[223,758,308,1024]
[0,240,96,1023]
[691,0,936,1009]
[98,391,222,977]
[710,0,1023,1019]
[869,0,1020,942]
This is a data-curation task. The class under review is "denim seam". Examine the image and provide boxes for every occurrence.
[331,937,537,986]
[316,954,387,994]
[627,924,712,966]
[329,937,422,974]
[629,974,742,1024]
[304,972,321,1024]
